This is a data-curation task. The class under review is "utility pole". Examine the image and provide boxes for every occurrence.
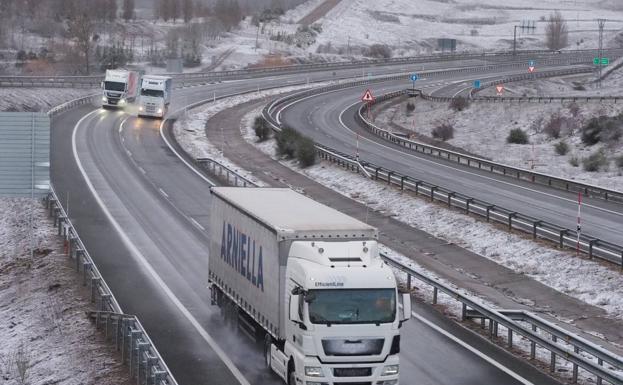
[513,25,519,55]
[598,19,606,88]
[513,21,535,55]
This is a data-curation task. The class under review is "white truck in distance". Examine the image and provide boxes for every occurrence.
[101,69,140,109]
[138,75,172,119]
[209,187,410,385]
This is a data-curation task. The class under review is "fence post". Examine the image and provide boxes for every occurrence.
[550,335,557,372]
[530,324,537,360]
[508,212,517,231]
[430,186,437,202]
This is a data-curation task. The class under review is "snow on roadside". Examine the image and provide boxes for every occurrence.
[173,82,331,186]
[0,88,95,113]
[0,198,130,385]
[239,111,623,321]
[379,90,623,192]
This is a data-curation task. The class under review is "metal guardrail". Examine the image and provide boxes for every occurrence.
[358,84,623,205]
[44,186,178,385]
[196,157,255,187]
[262,78,623,268]
[381,253,623,385]
[2,48,619,88]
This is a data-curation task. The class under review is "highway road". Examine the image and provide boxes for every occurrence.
[48,59,574,384]
[277,68,623,249]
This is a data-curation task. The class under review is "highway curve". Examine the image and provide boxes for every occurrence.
[49,59,569,385]
[277,67,623,249]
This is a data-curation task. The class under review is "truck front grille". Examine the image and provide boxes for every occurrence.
[334,382,371,385]
[333,367,372,377]
[322,338,384,356]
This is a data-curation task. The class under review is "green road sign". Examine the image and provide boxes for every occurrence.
[594,57,609,65]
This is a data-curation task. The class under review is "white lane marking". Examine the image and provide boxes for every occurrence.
[159,188,169,198]
[413,311,536,385]
[190,217,206,231]
[72,110,251,385]
[138,166,146,175]
[330,98,623,218]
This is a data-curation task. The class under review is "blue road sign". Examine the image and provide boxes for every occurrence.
[473,80,481,89]
[411,74,419,82]
[529,60,535,67]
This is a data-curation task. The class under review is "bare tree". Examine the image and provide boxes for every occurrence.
[183,0,194,23]
[545,11,568,51]
[123,0,135,21]
[67,12,96,74]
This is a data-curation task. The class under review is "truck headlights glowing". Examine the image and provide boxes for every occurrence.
[102,97,107,102]
[119,98,126,105]
[381,365,399,376]
[157,108,163,114]
[139,106,143,111]
[304,366,323,377]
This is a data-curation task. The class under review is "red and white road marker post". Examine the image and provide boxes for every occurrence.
[576,192,582,256]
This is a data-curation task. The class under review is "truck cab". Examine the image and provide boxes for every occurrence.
[273,240,410,385]
[138,75,172,119]
[101,69,140,109]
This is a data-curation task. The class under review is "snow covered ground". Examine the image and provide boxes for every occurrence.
[376,76,623,191]
[0,198,129,385]
[0,89,95,113]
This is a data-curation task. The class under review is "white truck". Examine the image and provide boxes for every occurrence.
[101,69,140,109]
[209,187,411,385]
[138,75,172,119]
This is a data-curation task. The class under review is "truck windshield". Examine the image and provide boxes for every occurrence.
[141,89,164,97]
[104,81,125,92]
[308,289,396,325]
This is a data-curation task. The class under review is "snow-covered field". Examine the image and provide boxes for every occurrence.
[0,198,129,385]
[313,0,623,53]
[376,78,623,191]
[0,89,95,113]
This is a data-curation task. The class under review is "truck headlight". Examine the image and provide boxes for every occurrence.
[157,108,163,114]
[139,106,143,111]
[304,366,323,377]
[102,97,107,102]
[119,98,126,105]
[381,365,399,376]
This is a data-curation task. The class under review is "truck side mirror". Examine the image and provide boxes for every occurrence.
[400,293,411,322]
[289,294,301,323]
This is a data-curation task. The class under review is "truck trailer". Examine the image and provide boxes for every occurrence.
[209,187,411,385]
[101,69,140,109]
[138,75,172,119]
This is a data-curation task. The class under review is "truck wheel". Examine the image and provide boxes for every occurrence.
[263,335,272,370]
[288,369,296,385]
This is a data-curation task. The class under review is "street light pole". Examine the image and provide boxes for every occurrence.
[598,19,606,88]
[513,25,518,56]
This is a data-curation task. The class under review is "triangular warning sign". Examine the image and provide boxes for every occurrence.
[496,85,505,94]
[528,66,535,73]
[362,89,375,102]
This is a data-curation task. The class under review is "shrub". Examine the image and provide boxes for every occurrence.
[276,127,299,158]
[569,156,579,167]
[582,150,608,172]
[544,114,564,139]
[616,155,623,169]
[365,44,392,59]
[582,116,623,146]
[406,102,415,114]
[507,128,529,144]
[568,103,580,118]
[431,123,454,141]
[572,84,586,91]
[296,137,316,167]
[253,116,271,141]
[554,141,569,155]
[449,96,469,112]
[275,127,316,167]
